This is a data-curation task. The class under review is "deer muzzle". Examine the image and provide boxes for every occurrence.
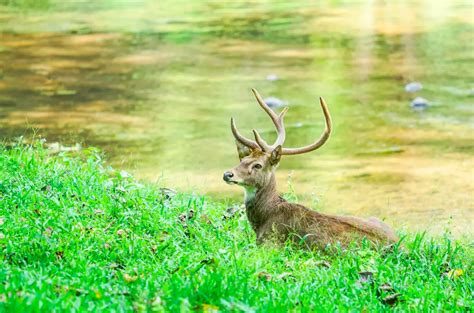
[224,171,240,184]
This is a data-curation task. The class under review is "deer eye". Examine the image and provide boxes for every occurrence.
[253,163,263,170]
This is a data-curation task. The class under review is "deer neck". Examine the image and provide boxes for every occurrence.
[244,175,280,229]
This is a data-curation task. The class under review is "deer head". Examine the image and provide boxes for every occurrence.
[223,89,332,191]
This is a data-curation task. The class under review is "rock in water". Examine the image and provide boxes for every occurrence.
[405,82,423,93]
[266,74,279,81]
[410,97,429,111]
[264,97,288,108]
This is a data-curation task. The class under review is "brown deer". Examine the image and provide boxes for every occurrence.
[223,89,398,250]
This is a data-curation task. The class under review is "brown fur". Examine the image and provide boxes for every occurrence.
[224,145,398,250]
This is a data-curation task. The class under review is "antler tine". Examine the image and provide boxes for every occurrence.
[252,129,271,151]
[281,97,332,155]
[251,88,288,152]
[251,88,279,121]
[230,117,259,150]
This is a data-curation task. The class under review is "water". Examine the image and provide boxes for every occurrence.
[0,0,473,236]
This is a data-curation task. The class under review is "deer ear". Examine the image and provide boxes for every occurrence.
[236,141,253,160]
[270,145,282,165]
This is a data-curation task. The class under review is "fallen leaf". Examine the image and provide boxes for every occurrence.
[446,269,464,279]
[223,205,242,220]
[54,285,68,293]
[116,229,126,237]
[201,304,219,313]
[159,187,177,199]
[277,272,295,281]
[94,290,102,299]
[75,288,88,296]
[200,257,215,265]
[55,251,64,260]
[123,273,138,283]
[378,283,394,292]
[0,217,4,225]
[358,271,374,283]
[200,214,212,224]
[158,231,170,242]
[305,259,331,268]
[179,209,195,223]
[109,263,125,270]
[257,271,272,281]
[356,271,374,288]
[44,227,53,236]
[41,185,52,192]
[0,233,4,240]
[381,293,402,306]
[104,243,111,249]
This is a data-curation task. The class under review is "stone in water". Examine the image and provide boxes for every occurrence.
[266,74,279,81]
[405,82,423,93]
[264,97,288,108]
[411,97,429,111]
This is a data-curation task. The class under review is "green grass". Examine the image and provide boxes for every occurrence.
[0,142,472,312]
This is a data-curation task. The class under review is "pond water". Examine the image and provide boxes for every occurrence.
[1,1,473,236]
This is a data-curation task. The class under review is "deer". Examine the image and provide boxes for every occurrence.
[223,89,398,251]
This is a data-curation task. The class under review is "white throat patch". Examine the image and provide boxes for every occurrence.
[244,186,257,203]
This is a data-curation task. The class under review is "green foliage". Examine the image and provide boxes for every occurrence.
[0,0,51,10]
[0,143,472,312]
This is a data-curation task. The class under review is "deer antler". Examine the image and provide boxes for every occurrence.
[230,89,331,155]
[281,97,331,155]
[251,88,288,152]
[230,117,260,150]
[230,88,288,152]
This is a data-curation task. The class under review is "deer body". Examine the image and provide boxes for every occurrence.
[245,174,398,248]
[224,89,398,250]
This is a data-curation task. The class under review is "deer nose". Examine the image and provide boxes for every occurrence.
[223,171,234,182]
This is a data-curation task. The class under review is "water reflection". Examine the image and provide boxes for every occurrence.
[0,1,473,236]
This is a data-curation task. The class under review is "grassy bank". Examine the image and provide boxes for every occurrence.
[0,142,472,312]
